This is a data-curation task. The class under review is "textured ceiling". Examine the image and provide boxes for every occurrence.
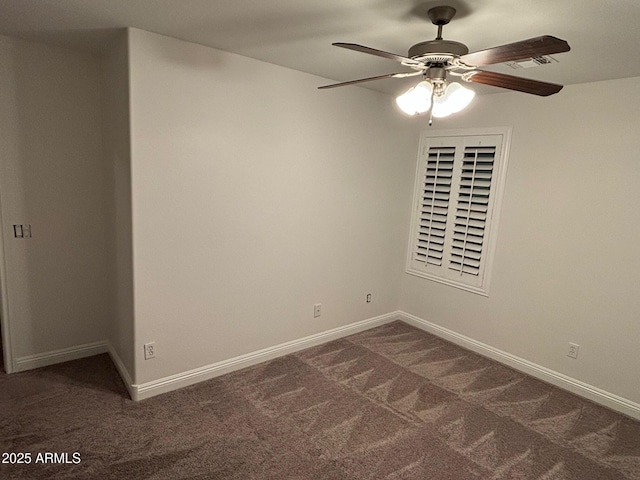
[1,0,639,96]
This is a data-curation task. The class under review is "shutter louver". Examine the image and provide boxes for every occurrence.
[415,146,455,266]
[449,145,496,276]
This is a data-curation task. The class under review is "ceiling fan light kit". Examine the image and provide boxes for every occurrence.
[319,5,570,123]
[395,79,475,118]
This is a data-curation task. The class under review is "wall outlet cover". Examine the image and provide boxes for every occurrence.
[144,342,156,360]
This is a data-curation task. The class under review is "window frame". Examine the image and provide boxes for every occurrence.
[405,127,512,296]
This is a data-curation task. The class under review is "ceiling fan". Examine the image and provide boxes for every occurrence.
[319,5,570,118]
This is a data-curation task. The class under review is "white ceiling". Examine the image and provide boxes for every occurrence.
[1,0,639,95]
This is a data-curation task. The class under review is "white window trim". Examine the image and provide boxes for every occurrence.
[405,127,512,296]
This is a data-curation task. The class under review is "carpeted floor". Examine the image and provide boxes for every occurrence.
[1,321,640,479]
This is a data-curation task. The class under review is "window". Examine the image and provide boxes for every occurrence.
[406,127,511,295]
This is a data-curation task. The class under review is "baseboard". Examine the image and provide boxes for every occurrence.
[398,311,640,421]
[13,340,138,401]
[13,311,638,420]
[14,341,109,372]
[105,342,136,400]
[132,311,400,401]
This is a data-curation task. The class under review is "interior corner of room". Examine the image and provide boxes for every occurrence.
[1,26,639,418]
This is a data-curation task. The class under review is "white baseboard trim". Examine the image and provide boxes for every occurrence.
[105,343,136,400]
[398,311,640,421]
[132,311,400,401]
[14,341,109,372]
[12,311,639,421]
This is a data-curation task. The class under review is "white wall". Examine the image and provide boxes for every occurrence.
[102,30,135,381]
[127,28,416,384]
[399,76,640,404]
[0,35,110,367]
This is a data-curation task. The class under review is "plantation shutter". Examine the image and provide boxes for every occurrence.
[449,144,496,277]
[415,145,455,267]
[407,129,509,295]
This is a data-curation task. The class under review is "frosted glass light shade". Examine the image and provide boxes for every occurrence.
[395,81,433,115]
[432,82,475,118]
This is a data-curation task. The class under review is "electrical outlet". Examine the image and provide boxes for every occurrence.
[313,303,321,318]
[144,342,156,360]
[567,342,579,359]
[366,293,372,303]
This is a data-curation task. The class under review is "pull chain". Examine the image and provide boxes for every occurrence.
[428,87,436,126]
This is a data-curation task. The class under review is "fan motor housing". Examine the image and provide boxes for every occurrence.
[408,39,469,61]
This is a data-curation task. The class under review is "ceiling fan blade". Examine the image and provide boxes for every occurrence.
[318,71,422,89]
[466,70,563,96]
[460,35,570,67]
[333,43,424,67]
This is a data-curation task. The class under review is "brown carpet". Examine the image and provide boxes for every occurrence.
[1,321,640,479]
